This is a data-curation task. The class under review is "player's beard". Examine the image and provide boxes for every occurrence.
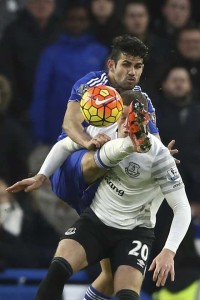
[118,81,137,91]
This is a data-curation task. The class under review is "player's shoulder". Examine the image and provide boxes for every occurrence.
[69,71,109,101]
[133,86,153,104]
[75,70,108,88]
[71,71,109,98]
[149,134,170,157]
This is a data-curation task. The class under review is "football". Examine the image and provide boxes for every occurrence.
[80,85,123,127]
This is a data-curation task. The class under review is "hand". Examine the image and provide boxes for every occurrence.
[86,133,111,150]
[148,248,175,287]
[6,174,47,193]
[167,140,180,164]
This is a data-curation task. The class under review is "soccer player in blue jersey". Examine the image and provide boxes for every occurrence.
[59,35,159,151]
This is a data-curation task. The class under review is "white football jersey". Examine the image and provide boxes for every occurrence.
[86,123,117,139]
[90,134,184,230]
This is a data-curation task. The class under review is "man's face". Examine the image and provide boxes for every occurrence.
[108,53,144,91]
[117,105,129,138]
[63,8,90,36]
[27,0,55,20]
[162,68,192,98]
[91,0,114,19]
[123,3,149,36]
[162,0,191,28]
[178,30,200,60]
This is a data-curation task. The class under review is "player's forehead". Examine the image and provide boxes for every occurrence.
[117,53,144,64]
[122,105,129,115]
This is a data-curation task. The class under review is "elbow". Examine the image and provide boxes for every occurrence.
[189,206,192,223]
[183,203,192,225]
[62,121,70,135]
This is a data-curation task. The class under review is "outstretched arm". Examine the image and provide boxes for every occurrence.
[6,137,80,193]
[149,188,191,287]
[6,132,111,193]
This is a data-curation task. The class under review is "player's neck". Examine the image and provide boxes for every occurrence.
[108,73,118,89]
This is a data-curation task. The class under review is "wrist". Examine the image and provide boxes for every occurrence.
[35,174,47,182]
[162,248,176,258]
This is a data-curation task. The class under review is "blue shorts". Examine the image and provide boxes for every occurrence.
[50,149,100,214]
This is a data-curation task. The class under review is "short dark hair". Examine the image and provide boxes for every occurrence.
[120,90,148,111]
[110,35,148,63]
[178,24,200,39]
[123,0,150,15]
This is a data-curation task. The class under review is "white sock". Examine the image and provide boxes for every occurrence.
[94,136,134,168]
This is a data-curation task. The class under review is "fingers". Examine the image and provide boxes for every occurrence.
[6,178,37,193]
[170,265,175,282]
[91,134,111,149]
[167,140,175,150]
[170,150,180,163]
[154,265,169,287]
[170,149,178,155]
[168,139,180,164]
[24,181,42,192]
[148,260,155,271]
[174,158,181,164]
[6,182,25,193]
[152,265,175,287]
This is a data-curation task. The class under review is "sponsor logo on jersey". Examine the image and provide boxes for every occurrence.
[167,167,180,182]
[65,227,76,235]
[104,175,124,196]
[125,162,140,178]
[137,259,145,268]
[173,181,182,189]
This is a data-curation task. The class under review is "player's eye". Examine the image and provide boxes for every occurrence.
[135,64,143,69]
[122,61,131,67]
[120,116,126,121]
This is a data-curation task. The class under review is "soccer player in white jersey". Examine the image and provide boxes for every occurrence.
[9,91,191,300]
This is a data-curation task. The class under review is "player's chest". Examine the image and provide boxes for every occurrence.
[114,155,153,187]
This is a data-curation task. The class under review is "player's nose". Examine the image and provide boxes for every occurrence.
[128,67,136,75]
[124,117,128,128]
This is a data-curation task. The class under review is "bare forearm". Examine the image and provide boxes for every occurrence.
[63,119,91,148]
[62,101,91,148]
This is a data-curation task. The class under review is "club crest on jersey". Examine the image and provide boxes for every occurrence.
[65,227,76,235]
[167,167,180,181]
[77,84,89,96]
[125,162,140,178]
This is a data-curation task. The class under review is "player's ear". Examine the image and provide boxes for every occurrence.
[107,59,115,72]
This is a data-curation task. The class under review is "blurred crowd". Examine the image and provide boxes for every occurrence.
[0,0,200,299]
